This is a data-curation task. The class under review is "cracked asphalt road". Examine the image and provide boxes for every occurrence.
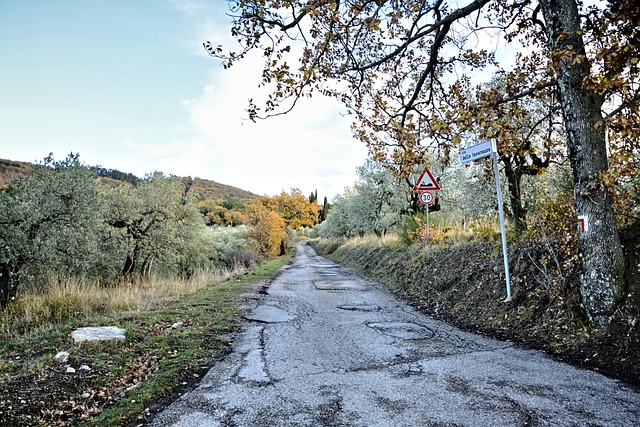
[150,242,640,426]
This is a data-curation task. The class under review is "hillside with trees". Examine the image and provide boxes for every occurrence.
[0,158,32,187]
[182,176,259,202]
[0,157,259,201]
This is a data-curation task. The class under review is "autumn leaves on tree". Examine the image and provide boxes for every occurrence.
[206,0,639,324]
[248,189,321,258]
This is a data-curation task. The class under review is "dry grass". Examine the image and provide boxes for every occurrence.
[341,234,403,249]
[0,254,294,426]
[421,219,501,246]
[0,266,247,337]
[339,223,498,251]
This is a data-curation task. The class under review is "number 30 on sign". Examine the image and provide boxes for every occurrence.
[419,191,434,206]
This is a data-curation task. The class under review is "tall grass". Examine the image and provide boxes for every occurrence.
[0,266,247,337]
[340,233,403,248]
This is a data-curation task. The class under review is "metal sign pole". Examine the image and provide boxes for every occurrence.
[418,190,435,247]
[425,205,429,246]
[491,140,512,301]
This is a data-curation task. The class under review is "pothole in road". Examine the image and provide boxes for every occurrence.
[338,304,382,312]
[244,305,295,323]
[314,281,368,291]
[313,264,341,269]
[317,272,341,279]
[367,322,435,340]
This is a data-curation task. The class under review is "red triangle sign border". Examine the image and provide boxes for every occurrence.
[413,167,441,192]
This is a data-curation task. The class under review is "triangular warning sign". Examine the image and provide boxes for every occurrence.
[413,167,441,192]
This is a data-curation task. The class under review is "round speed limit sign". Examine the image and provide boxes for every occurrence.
[419,191,434,206]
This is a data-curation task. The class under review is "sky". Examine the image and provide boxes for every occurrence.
[0,0,368,200]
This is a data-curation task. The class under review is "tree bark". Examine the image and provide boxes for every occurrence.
[0,263,13,305]
[122,244,140,282]
[539,0,626,323]
[502,157,527,234]
[141,256,153,281]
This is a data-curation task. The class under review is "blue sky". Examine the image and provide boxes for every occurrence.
[0,0,367,199]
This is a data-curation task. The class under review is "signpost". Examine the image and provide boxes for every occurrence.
[418,190,434,245]
[413,167,441,192]
[413,167,440,246]
[460,140,512,301]
[460,140,492,164]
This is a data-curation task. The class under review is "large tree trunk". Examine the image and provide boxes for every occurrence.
[539,0,626,324]
[122,244,140,282]
[502,157,527,234]
[0,263,14,305]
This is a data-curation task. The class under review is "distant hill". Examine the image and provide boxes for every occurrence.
[0,158,259,202]
[182,176,259,202]
[0,158,32,187]
[89,166,140,186]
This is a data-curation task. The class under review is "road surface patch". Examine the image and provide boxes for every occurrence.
[244,305,295,323]
[313,264,341,269]
[338,304,382,312]
[313,280,367,291]
[367,322,435,340]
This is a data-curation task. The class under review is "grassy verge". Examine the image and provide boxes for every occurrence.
[0,254,292,426]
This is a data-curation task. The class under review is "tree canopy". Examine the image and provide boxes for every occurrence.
[256,188,320,229]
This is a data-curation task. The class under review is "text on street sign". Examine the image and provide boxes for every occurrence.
[419,191,434,205]
[460,140,493,164]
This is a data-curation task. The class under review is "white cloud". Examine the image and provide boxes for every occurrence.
[120,49,366,198]
[168,0,237,57]
[143,1,370,198]
[164,53,367,197]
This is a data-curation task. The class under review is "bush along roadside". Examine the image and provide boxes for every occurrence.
[0,254,292,427]
[309,238,640,387]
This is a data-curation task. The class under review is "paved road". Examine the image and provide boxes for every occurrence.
[150,242,639,426]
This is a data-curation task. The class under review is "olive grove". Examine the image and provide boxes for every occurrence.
[0,154,106,303]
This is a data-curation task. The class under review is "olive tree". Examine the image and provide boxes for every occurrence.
[316,190,355,238]
[0,154,104,303]
[104,172,207,281]
[317,160,407,238]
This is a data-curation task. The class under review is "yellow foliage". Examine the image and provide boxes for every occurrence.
[246,203,287,258]
[256,188,320,229]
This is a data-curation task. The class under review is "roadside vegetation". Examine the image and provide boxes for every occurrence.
[210,0,639,326]
[0,255,291,426]
[0,154,316,425]
[0,153,319,304]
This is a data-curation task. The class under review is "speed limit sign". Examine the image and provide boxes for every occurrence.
[419,191,434,206]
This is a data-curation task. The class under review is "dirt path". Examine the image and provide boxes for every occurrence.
[150,242,639,426]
